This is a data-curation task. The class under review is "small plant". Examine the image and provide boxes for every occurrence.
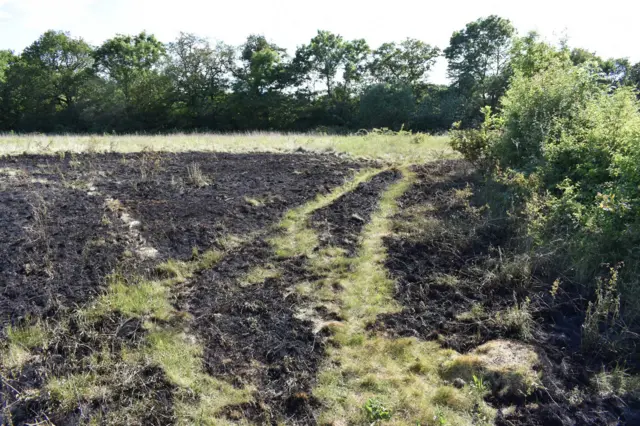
[582,264,622,351]
[434,407,447,425]
[364,398,392,422]
[550,278,561,299]
[495,296,533,340]
[471,374,489,396]
[187,163,209,187]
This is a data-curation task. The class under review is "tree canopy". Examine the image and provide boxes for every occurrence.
[1,17,638,133]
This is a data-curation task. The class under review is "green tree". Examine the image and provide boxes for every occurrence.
[412,84,463,131]
[94,32,165,108]
[93,32,168,130]
[295,30,349,97]
[369,39,440,97]
[230,35,293,129]
[510,32,567,78]
[629,62,640,89]
[165,33,235,127]
[445,15,515,121]
[236,34,288,95]
[358,83,414,130]
[5,31,94,131]
[0,50,14,83]
[342,38,370,93]
[0,50,16,130]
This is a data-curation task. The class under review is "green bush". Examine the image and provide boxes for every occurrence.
[451,57,640,327]
[450,106,502,167]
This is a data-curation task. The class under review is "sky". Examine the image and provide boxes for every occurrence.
[1,0,639,84]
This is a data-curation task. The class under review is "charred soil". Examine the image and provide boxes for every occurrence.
[378,160,640,425]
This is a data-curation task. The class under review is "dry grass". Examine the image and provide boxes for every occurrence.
[0,132,454,163]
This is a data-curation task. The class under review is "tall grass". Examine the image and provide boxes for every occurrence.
[0,132,453,163]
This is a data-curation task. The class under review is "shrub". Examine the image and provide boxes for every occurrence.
[450,106,502,168]
[451,55,640,343]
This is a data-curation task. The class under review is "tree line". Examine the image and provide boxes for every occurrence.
[1,15,639,134]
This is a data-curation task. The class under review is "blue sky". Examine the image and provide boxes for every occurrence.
[1,0,639,84]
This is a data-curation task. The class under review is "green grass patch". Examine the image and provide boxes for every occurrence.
[311,169,496,425]
[242,264,282,286]
[1,322,50,370]
[85,274,175,321]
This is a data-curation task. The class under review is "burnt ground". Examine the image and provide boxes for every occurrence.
[0,152,367,425]
[180,169,401,424]
[310,169,401,255]
[378,160,640,425]
[0,151,365,328]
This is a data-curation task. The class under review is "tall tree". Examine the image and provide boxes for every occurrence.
[629,62,640,89]
[0,50,16,130]
[231,35,292,129]
[236,34,287,95]
[369,38,440,96]
[94,32,165,108]
[510,32,566,78]
[295,30,349,97]
[6,31,94,131]
[165,33,235,126]
[0,50,13,83]
[341,38,370,93]
[445,15,515,119]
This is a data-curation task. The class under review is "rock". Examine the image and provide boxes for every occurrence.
[351,213,365,223]
[453,378,466,388]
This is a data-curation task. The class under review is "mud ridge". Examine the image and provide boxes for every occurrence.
[310,169,401,255]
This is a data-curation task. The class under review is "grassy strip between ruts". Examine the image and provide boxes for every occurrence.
[296,168,497,426]
[0,167,389,425]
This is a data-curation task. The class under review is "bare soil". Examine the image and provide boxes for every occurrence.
[0,152,364,328]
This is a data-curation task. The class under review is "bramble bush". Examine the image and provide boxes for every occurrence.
[451,56,640,336]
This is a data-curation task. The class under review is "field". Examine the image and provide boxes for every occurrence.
[1,134,638,425]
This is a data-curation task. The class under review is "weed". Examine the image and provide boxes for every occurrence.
[582,264,622,351]
[456,304,486,322]
[186,162,209,187]
[471,374,489,396]
[364,398,392,422]
[495,297,533,340]
[244,196,264,207]
[550,278,561,299]
[432,386,474,412]
[243,265,282,286]
[7,322,48,349]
